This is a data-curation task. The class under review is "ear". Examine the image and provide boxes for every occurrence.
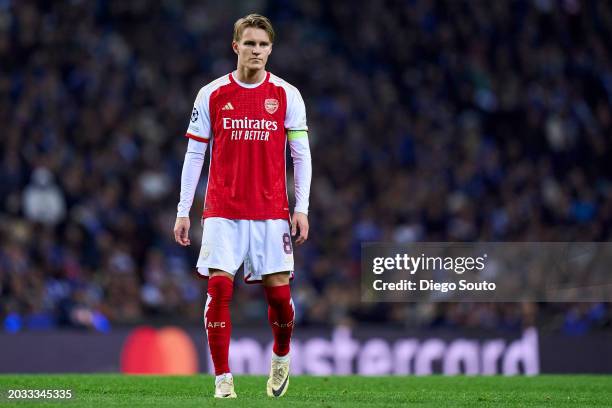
[232,41,239,55]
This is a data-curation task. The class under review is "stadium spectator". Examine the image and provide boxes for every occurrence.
[22,167,66,226]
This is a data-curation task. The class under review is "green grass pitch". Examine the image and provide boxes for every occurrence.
[1,375,611,407]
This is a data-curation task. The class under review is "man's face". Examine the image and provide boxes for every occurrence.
[233,27,272,71]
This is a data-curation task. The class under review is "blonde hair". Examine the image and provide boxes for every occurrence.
[233,14,275,43]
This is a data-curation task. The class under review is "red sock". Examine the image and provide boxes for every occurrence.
[205,276,233,375]
[264,284,294,356]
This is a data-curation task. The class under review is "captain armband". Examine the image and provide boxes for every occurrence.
[287,130,308,141]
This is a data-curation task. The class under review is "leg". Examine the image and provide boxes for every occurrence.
[252,220,295,397]
[206,269,235,397]
[262,272,294,356]
[198,217,248,398]
[262,271,290,287]
[263,272,293,398]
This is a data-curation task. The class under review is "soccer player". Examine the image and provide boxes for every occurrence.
[173,14,311,399]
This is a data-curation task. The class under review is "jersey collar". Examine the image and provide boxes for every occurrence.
[229,71,269,89]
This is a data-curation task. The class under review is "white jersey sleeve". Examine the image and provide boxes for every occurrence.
[186,75,232,141]
[179,75,232,216]
[270,75,312,215]
[177,138,207,217]
[186,88,212,142]
[284,85,308,131]
[289,135,311,215]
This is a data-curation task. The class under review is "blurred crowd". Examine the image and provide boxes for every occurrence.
[1,0,611,334]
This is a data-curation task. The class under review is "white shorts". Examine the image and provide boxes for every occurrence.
[196,217,294,283]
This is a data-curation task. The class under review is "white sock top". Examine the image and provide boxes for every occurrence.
[272,352,290,363]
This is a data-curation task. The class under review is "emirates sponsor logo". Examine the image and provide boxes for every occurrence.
[265,98,279,114]
[222,117,278,131]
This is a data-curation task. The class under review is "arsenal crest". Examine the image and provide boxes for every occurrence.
[264,98,279,114]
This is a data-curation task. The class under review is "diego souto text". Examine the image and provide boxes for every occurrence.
[373,279,497,292]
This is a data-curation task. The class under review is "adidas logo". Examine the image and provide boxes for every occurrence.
[222,102,234,111]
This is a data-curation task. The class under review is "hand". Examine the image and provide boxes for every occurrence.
[174,217,191,246]
[291,212,309,246]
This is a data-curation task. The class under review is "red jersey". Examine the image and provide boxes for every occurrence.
[185,72,308,220]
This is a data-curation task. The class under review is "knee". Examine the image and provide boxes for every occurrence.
[208,275,234,303]
[264,284,291,307]
[262,272,290,287]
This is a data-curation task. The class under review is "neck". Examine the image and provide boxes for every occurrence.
[234,66,266,84]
